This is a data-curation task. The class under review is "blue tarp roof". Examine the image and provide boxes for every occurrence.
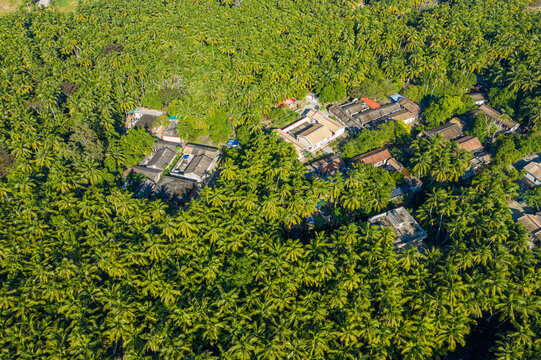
[227,140,240,146]
[390,93,402,102]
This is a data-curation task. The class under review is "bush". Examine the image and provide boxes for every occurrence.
[423,94,475,128]
[524,186,541,211]
[342,121,409,159]
[155,114,170,128]
[351,77,399,102]
[316,80,347,103]
[467,114,496,143]
[141,92,164,109]
[266,107,301,128]
[488,87,516,116]
[402,85,425,104]
[207,110,233,143]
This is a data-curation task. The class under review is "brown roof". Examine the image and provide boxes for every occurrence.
[469,92,487,102]
[343,102,366,115]
[479,105,502,120]
[355,109,384,124]
[478,105,519,132]
[518,214,541,235]
[456,136,483,152]
[524,162,541,181]
[350,147,392,165]
[298,124,323,137]
[449,117,466,130]
[312,155,345,176]
[329,105,359,128]
[426,122,464,141]
[299,125,333,146]
[379,102,402,116]
[388,109,416,122]
[398,97,421,115]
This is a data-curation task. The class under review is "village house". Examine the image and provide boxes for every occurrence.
[517,213,541,247]
[329,99,370,129]
[449,117,467,130]
[160,118,181,143]
[397,96,421,120]
[276,109,345,159]
[126,108,165,129]
[350,147,422,199]
[419,122,464,141]
[126,108,182,143]
[468,92,488,106]
[328,104,361,129]
[134,178,156,198]
[132,140,181,183]
[368,207,427,252]
[350,147,393,167]
[355,96,420,128]
[310,154,345,178]
[476,105,520,134]
[523,161,541,186]
[152,175,198,208]
[170,143,220,183]
[456,135,492,174]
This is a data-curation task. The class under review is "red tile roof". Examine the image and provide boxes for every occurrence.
[361,97,381,109]
[351,147,392,165]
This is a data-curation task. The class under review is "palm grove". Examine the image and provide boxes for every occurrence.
[0,0,540,359]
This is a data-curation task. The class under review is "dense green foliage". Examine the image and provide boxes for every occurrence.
[411,135,473,181]
[0,0,540,359]
[422,94,475,128]
[316,80,347,104]
[468,114,497,143]
[524,186,541,211]
[341,121,409,159]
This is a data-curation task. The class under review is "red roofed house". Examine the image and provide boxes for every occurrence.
[311,154,345,177]
[350,147,392,167]
[455,136,491,174]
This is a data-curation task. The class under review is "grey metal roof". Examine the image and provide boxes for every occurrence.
[184,154,213,177]
[153,176,196,203]
[147,148,177,170]
[132,165,162,182]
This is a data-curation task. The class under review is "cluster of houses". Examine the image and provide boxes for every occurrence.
[328,94,421,130]
[274,88,528,251]
[511,160,541,247]
[125,88,529,251]
[126,108,223,207]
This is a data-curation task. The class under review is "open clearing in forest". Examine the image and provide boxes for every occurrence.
[0,0,86,14]
[0,0,20,14]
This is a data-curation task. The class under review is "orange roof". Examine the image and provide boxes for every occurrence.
[361,97,381,109]
[351,147,392,165]
[456,136,483,152]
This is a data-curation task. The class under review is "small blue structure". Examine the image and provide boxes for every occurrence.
[390,93,403,103]
[305,217,315,226]
[227,140,240,148]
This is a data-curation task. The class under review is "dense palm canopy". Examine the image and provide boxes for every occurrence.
[0,0,540,359]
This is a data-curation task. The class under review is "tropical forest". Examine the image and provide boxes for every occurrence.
[0,0,540,359]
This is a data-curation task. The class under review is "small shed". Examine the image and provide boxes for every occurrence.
[227,140,240,148]
[389,93,403,103]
